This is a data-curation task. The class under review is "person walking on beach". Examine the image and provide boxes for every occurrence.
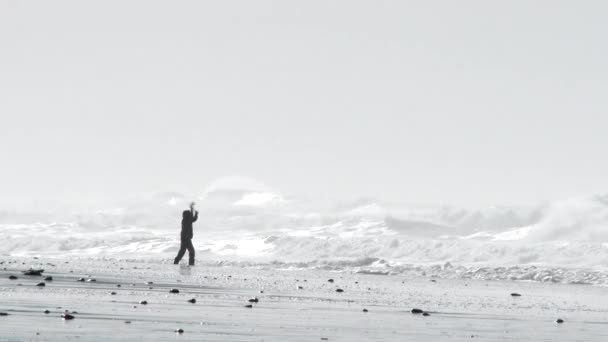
[174,202,198,266]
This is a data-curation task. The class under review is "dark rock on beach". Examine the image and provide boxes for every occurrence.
[188,298,196,303]
[244,304,253,308]
[23,269,44,276]
[36,282,46,287]
[362,308,368,312]
[335,288,344,293]
[0,312,8,316]
[423,312,431,316]
[511,293,522,297]
[556,318,564,324]
[169,289,180,294]
[139,300,148,305]
[43,276,53,281]
[61,313,75,320]
[175,328,184,334]
[411,308,424,314]
[8,275,17,280]
[248,297,259,303]
[44,310,50,314]
[77,278,85,282]
[328,279,334,283]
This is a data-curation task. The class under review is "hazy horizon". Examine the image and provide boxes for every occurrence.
[2,1,607,209]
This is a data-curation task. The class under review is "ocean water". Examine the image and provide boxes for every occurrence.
[2,179,608,285]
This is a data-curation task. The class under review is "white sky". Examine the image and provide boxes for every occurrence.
[1,1,607,208]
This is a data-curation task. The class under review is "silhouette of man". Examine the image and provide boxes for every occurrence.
[174,202,198,266]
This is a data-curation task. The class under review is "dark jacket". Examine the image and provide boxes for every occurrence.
[180,210,198,240]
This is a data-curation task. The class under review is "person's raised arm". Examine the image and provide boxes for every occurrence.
[192,211,198,223]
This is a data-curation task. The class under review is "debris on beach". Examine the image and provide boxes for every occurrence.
[86,278,96,282]
[77,278,85,282]
[0,312,8,316]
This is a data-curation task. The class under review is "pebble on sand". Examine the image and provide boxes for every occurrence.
[362,308,368,312]
[86,278,96,282]
[556,319,564,324]
[23,269,44,276]
[248,297,259,303]
[44,310,50,314]
[169,289,180,294]
[0,313,8,316]
[297,286,304,290]
[36,282,46,287]
[423,312,431,316]
[244,304,253,308]
[61,313,75,320]
[511,293,522,297]
[328,279,334,283]
[175,328,184,334]
[77,278,85,282]
[43,276,53,281]
[188,298,196,303]
[139,300,148,305]
[110,292,117,295]
[8,275,17,280]
[335,289,344,293]
[411,308,424,314]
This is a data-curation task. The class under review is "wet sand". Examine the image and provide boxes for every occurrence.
[1,257,607,341]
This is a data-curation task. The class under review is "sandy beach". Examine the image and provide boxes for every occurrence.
[1,257,607,341]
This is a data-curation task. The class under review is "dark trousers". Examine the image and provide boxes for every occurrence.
[174,238,195,265]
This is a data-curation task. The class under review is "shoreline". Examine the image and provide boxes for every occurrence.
[1,257,608,341]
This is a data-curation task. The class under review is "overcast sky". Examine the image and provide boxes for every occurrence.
[1,1,607,208]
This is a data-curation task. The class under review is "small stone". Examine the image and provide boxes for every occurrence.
[511,293,521,297]
[116,284,121,287]
[110,292,117,295]
[259,290,264,294]
[125,321,131,324]
[248,297,259,303]
[297,286,304,290]
[146,281,153,285]
[175,328,184,334]
[0,312,8,316]
[362,308,368,312]
[335,289,344,293]
[139,301,148,305]
[411,308,424,314]
[328,279,334,283]
[423,312,431,316]
[36,282,46,287]
[321,338,329,341]
[556,318,564,324]
[244,304,253,308]
[23,269,44,276]
[86,278,96,282]
[43,276,53,281]
[77,278,85,282]
[8,275,17,280]
[169,289,179,294]
[188,298,196,303]
[44,310,50,314]
[61,313,75,320]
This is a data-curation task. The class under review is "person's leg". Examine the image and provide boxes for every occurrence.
[186,239,195,266]
[174,239,187,264]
